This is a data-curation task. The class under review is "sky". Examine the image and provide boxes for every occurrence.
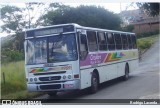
[65,3,138,13]
[0,2,138,37]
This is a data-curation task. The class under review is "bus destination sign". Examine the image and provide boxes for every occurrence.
[34,28,63,36]
[26,25,74,38]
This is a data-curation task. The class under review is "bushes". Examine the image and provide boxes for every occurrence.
[137,34,159,50]
[1,49,24,63]
[137,40,153,50]
[122,25,134,32]
[137,30,159,39]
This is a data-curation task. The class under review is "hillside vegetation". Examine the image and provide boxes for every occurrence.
[137,34,159,51]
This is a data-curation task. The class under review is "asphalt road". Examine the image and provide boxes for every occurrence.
[36,39,160,101]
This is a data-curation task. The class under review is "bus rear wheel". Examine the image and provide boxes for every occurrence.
[90,72,99,93]
[122,64,129,81]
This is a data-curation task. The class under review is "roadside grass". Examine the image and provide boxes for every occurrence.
[137,34,159,51]
[1,61,43,99]
[1,90,43,99]
[1,61,26,95]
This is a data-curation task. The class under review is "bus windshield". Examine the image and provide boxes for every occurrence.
[26,33,77,65]
[26,38,47,64]
[48,33,77,62]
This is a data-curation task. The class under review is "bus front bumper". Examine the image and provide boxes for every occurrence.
[27,80,80,92]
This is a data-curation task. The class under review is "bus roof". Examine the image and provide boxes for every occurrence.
[25,23,80,32]
[76,24,135,35]
[26,23,135,35]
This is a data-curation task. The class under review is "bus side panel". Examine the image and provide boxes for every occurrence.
[80,68,92,89]
[128,59,139,73]
[117,62,126,77]
[97,66,107,83]
[105,64,118,81]
[97,64,118,83]
[128,49,139,73]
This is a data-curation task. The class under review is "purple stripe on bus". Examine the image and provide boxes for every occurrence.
[80,53,108,67]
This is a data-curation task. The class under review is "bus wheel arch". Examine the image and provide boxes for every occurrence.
[93,69,100,83]
[90,69,99,93]
[123,62,130,81]
[126,62,130,73]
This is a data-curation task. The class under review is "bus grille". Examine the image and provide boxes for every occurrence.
[40,84,61,90]
[39,76,61,81]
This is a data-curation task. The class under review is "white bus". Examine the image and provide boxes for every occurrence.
[25,23,138,96]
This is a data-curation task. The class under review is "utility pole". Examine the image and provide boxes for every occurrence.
[120,2,122,13]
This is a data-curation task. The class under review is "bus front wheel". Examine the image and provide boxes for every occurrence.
[90,72,99,93]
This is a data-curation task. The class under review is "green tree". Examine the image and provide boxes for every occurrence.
[1,3,45,62]
[122,25,134,32]
[1,3,46,52]
[40,3,122,30]
[1,5,23,33]
[1,3,45,33]
[137,3,160,16]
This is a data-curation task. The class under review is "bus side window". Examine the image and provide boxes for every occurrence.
[122,34,128,50]
[114,33,122,50]
[131,35,137,49]
[87,31,98,52]
[97,32,107,51]
[106,33,115,50]
[127,35,132,49]
[79,34,88,60]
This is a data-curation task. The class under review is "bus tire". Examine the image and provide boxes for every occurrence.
[90,72,99,93]
[47,91,58,97]
[122,64,129,81]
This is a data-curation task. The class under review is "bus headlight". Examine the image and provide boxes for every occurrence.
[30,78,33,82]
[63,75,66,79]
[68,75,71,79]
[34,78,37,82]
